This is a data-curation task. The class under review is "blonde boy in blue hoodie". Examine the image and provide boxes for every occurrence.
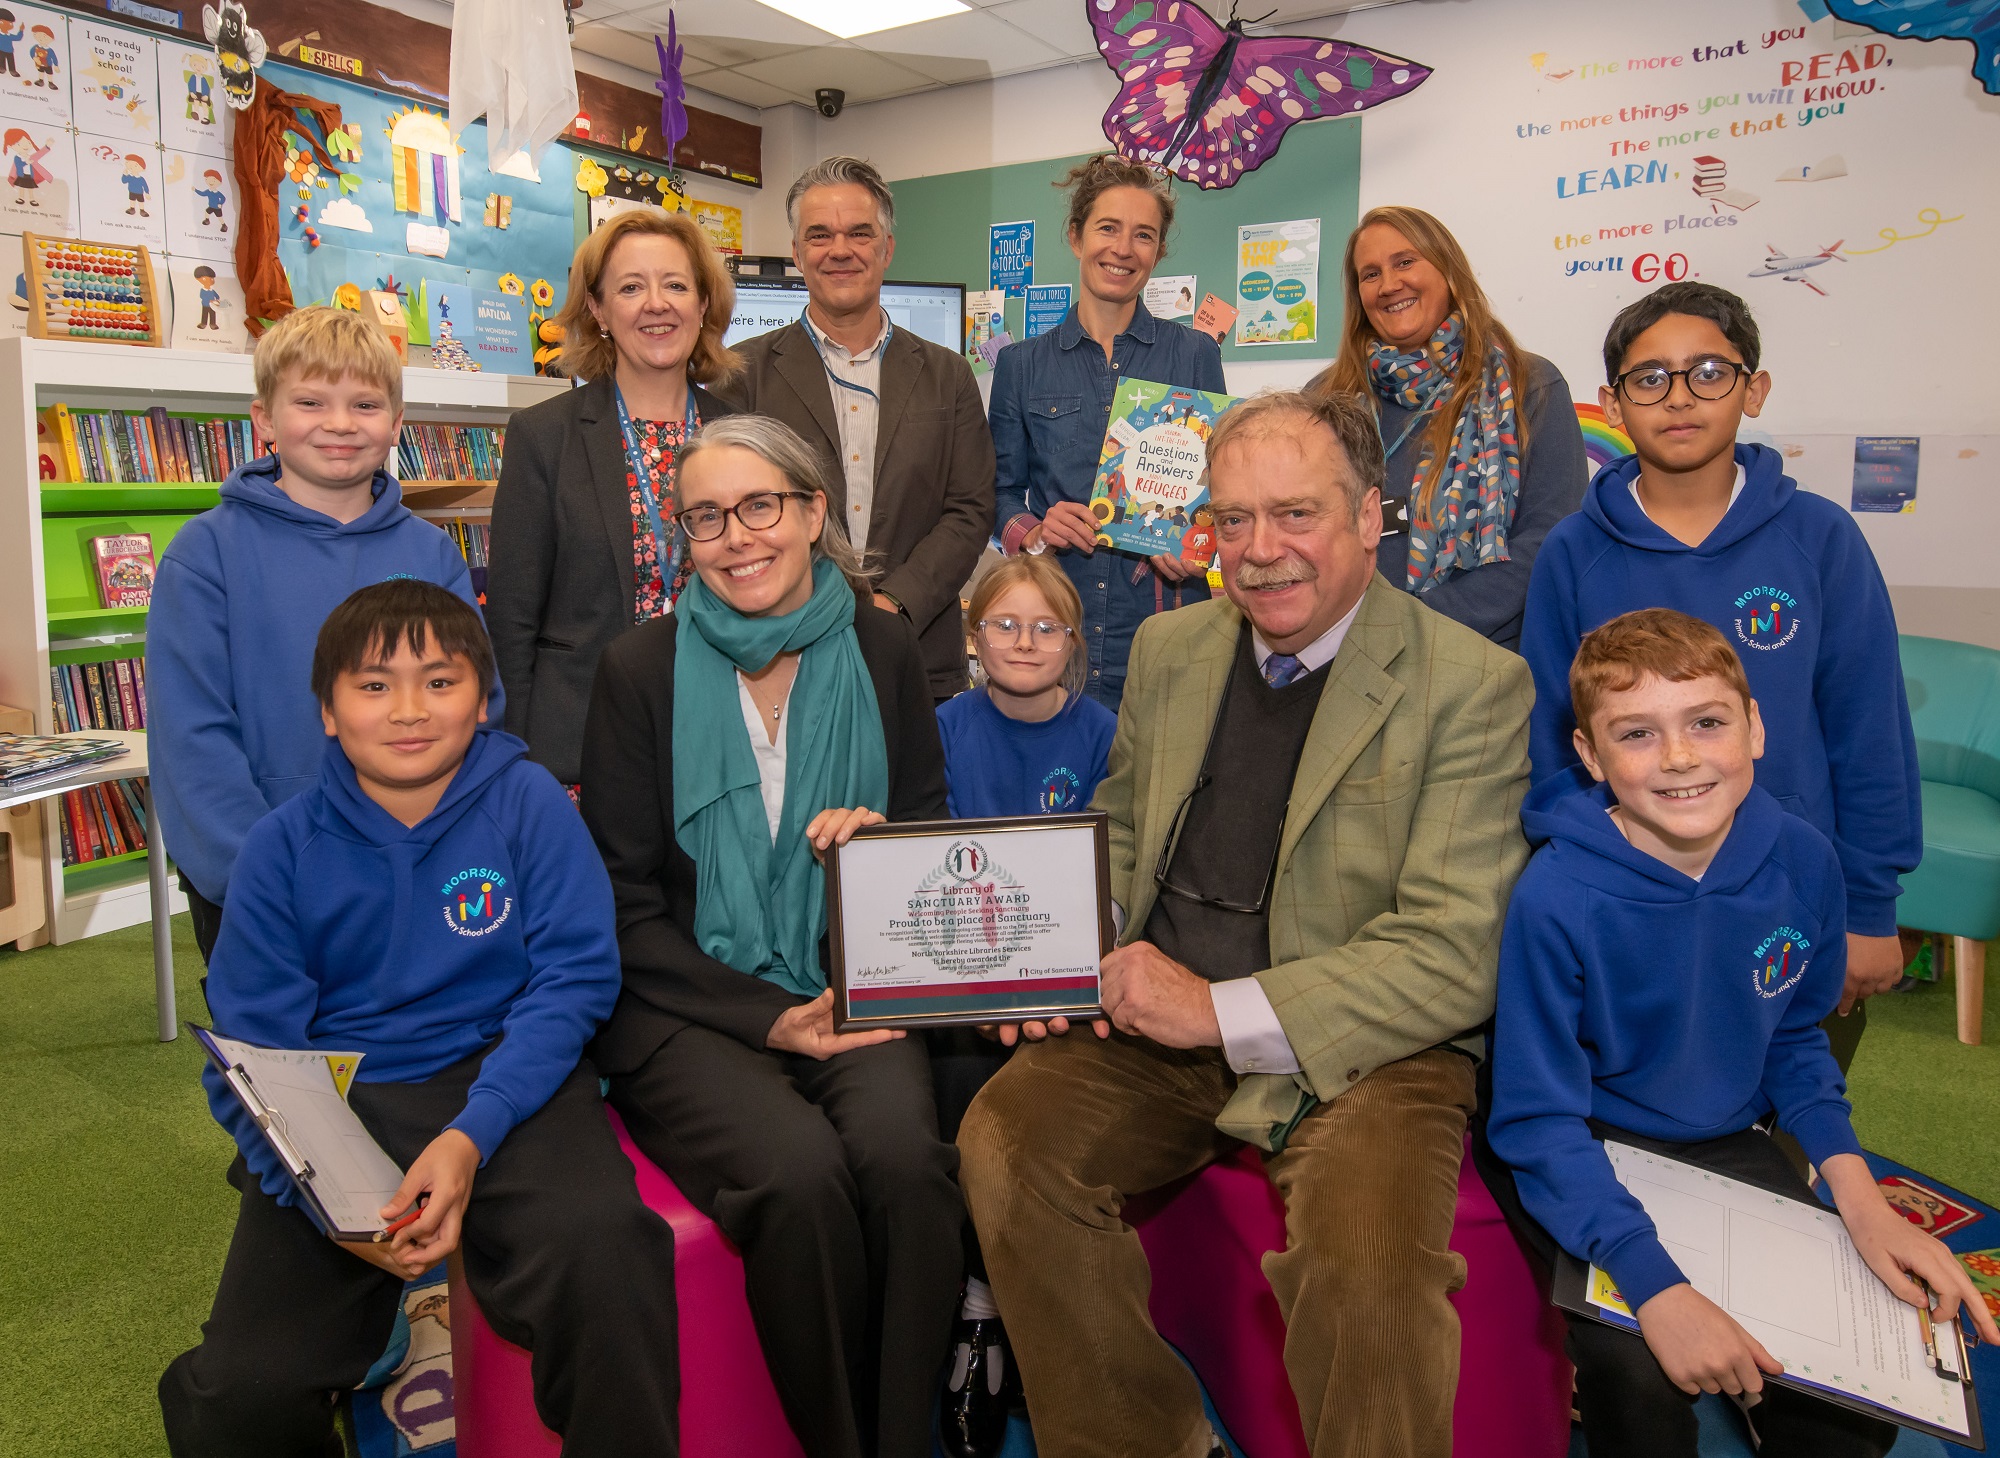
[147,307,494,958]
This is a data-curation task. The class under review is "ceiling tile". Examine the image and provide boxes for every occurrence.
[737,43,940,105]
[982,0,1101,60]
[571,23,679,73]
[864,8,1066,83]
[677,34,809,68]
[615,0,837,49]
[681,67,806,109]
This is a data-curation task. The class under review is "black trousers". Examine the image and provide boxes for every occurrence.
[612,1026,962,1458]
[1471,1117,1897,1458]
[181,875,224,963]
[161,1053,680,1458]
[928,1026,1011,1282]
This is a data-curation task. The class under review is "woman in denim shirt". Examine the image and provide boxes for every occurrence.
[990,154,1225,710]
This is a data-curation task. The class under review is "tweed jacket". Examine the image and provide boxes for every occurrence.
[1095,574,1534,1149]
[719,320,995,697]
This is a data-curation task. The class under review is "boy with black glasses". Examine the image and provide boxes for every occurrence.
[1520,283,1920,1059]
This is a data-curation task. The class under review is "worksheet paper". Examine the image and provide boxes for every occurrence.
[1588,1142,1971,1437]
[206,1033,405,1237]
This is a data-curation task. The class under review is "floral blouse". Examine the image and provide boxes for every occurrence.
[628,417,692,622]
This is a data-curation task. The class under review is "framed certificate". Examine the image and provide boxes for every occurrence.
[826,814,1113,1031]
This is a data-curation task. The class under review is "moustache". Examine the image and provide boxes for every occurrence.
[1234,561,1318,591]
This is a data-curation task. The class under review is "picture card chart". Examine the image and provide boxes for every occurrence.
[159,43,224,157]
[77,135,164,249]
[167,256,241,350]
[163,148,234,261]
[71,21,155,142]
[0,2,72,127]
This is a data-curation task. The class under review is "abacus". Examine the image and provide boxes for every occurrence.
[22,233,165,347]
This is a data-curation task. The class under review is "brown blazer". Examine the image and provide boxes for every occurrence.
[718,320,995,697]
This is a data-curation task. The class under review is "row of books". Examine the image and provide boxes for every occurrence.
[38,405,262,485]
[441,519,492,605]
[47,655,151,867]
[398,424,506,482]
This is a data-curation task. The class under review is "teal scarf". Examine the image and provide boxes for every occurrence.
[673,557,888,996]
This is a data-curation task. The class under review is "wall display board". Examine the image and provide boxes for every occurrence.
[887,120,1358,367]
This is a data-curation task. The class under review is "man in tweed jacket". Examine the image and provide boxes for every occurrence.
[959,391,1533,1458]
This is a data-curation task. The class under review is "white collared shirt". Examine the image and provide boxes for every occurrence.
[803,307,889,554]
[736,673,794,842]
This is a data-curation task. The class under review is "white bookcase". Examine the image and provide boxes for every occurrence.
[0,336,567,944]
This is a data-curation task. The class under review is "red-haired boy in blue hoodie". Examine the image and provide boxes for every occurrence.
[1521,283,1919,1068]
[1483,609,1992,1458]
[160,581,679,1457]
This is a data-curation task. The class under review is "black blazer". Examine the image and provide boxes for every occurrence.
[580,600,949,1076]
[486,374,738,785]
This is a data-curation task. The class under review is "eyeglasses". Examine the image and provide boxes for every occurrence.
[1612,359,1753,406]
[674,490,814,543]
[1153,772,1279,916]
[975,616,1074,651]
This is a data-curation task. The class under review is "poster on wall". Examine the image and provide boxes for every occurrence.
[989,220,1033,297]
[1851,436,1919,513]
[425,283,530,373]
[167,256,245,351]
[1025,283,1070,338]
[1143,274,1197,321]
[160,44,226,157]
[76,133,164,248]
[1235,219,1318,345]
[72,23,156,141]
[0,3,73,128]
[163,148,234,260]
[0,121,75,234]
[964,287,1006,374]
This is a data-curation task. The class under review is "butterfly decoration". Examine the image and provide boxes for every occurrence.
[202,0,267,112]
[1089,0,1431,188]
[655,11,689,169]
[1804,0,2000,94]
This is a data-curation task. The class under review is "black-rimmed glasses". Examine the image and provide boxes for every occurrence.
[1153,772,1279,915]
[674,490,815,542]
[1611,359,1753,406]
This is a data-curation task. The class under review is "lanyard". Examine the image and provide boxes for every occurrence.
[801,309,892,403]
[613,382,700,597]
[1376,398,1437,472]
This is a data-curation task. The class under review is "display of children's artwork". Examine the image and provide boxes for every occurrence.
[167,255,243,350]
[0,120,73,233]
[22,231,164,345]
[161,46,225,155]
[387,105,463,223]
[163,149,234,260]
[0,3,71,127]
[77,134,165,248]
[1087,377,1241,563]
[72,22,156,139]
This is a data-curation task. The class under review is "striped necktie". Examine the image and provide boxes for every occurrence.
[1263,653,1306,689]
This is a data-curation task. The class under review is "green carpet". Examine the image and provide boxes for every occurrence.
[0,917,1994,1456]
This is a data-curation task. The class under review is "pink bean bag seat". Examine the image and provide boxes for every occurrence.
[449,1107,806,1458]
[1129,1137,1574,1458]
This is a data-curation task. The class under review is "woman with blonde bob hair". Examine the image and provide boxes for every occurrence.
[487,207,742,787]
[1306,205,1586,650]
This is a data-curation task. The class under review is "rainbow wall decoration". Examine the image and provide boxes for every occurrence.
[1574,402,1634,473]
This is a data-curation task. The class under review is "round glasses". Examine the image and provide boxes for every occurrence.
[674,490,814,543]
[1612,359,1752,406]
[975,616,1074,652]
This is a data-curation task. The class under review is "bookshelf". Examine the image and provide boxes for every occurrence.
[0,336,566,944]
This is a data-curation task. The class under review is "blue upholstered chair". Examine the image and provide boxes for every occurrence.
[1896,635,2000,1044]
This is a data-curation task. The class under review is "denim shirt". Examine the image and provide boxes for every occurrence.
[990,301,1227,709]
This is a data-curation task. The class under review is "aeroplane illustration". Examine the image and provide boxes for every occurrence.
[1747,241,1846,296]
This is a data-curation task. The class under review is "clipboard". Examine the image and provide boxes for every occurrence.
[193,1026,407,1242]
[1551,1142,1983,1449]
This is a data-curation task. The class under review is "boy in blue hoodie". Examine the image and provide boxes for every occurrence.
[1484,610,1993,1458]
[1520,284,1919,1060]
[159,581,679,1457]
[149,305,496,960]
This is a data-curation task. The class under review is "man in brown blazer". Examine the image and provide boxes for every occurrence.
[959,391,1535,1458]
[720,156,994,700]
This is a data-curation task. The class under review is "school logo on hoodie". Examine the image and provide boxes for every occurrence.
[441,866,513,937]
[1751,925,1811,999]
[1039,767,1083,812]
[1731,586,1801,652]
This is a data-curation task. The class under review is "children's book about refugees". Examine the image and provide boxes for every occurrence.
[1086,378,1239,565]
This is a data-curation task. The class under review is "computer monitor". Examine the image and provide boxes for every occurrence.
[726,278,965,354]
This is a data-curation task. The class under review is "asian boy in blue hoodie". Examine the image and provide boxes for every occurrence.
[148,305,497,960]
[159,581,679,1458]
[1483,610,1993,1458]
[1519,283,1919,1054]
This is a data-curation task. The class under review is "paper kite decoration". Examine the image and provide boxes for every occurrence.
[655,11,688,167]
[1089,0,1430,188]
[202,0,267,112]
[1799,0,2000,94]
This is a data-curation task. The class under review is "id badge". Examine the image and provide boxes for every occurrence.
[1381,495,1411,537]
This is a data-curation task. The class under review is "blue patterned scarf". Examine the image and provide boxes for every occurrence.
[1366,314,1523,593]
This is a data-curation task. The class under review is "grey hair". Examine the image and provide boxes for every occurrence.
[1206,388,1385,521]
[786,155,896,237]
[679,414,874,591]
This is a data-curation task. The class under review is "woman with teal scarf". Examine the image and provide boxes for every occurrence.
[580,415,961,1458]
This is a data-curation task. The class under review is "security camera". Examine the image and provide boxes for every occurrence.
[815,88,845,119]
